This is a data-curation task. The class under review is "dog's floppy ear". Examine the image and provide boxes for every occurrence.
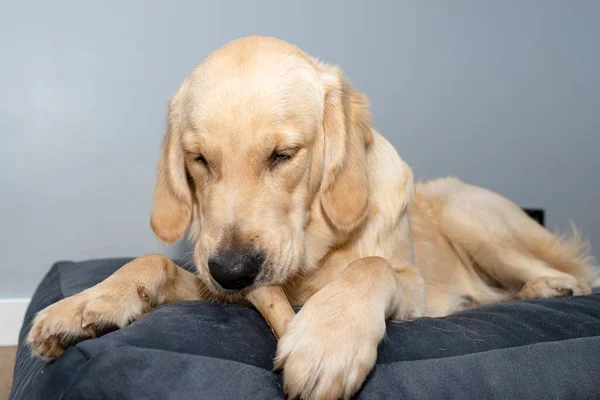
[150,87,192,244]
[317,61,373,232]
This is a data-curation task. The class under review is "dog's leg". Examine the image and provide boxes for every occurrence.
[461,246,590,299]
[485,251,592,299]
[276,256,424,400]
[429,178,592,300]
[28,254,206,360]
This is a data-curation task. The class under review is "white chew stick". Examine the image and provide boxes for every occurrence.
[246,285,295,339]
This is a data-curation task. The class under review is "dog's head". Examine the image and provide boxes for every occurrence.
[150,36,372,296]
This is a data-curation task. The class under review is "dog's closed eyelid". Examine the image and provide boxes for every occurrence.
[194,154,208,166]
[184,149,209,166]
[268,147,300,166]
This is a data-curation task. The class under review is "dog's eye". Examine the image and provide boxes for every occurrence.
[269,150,295,167]
[195,154,208,167]
[272,153,292,163]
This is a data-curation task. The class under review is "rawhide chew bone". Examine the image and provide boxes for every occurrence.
[246,285,295,339]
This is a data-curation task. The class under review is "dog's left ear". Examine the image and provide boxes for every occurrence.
[316,61,373,232]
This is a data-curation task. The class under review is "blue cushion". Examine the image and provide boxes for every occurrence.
[10,258,600,399]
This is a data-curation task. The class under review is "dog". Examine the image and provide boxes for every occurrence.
[27,36,594,399]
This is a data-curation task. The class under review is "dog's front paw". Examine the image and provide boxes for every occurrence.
[27,283,152,360]
[275,290,384,399]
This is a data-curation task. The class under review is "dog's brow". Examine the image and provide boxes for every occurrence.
[182,130,222,154]
[267,129,306,149]
[181,131,203,153]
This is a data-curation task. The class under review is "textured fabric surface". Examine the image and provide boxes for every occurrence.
[10,258,600,400]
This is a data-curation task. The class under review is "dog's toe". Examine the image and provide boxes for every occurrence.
[519,276,591,300]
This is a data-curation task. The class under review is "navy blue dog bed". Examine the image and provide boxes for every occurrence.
[10,258,600,399]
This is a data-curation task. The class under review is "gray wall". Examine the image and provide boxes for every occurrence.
[1,0,598,297]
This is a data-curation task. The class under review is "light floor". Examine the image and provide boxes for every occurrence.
[0,346,16,400]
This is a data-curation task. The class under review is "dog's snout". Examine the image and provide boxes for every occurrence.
[208,251,264,290]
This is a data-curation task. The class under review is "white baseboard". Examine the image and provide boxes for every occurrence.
[0,299,30,346]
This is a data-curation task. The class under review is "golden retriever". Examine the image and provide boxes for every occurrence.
[28,36,594,399]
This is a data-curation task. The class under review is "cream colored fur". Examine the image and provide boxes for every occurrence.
[27,36,594,400]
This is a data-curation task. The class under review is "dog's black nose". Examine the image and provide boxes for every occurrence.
[208,251,263,290]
